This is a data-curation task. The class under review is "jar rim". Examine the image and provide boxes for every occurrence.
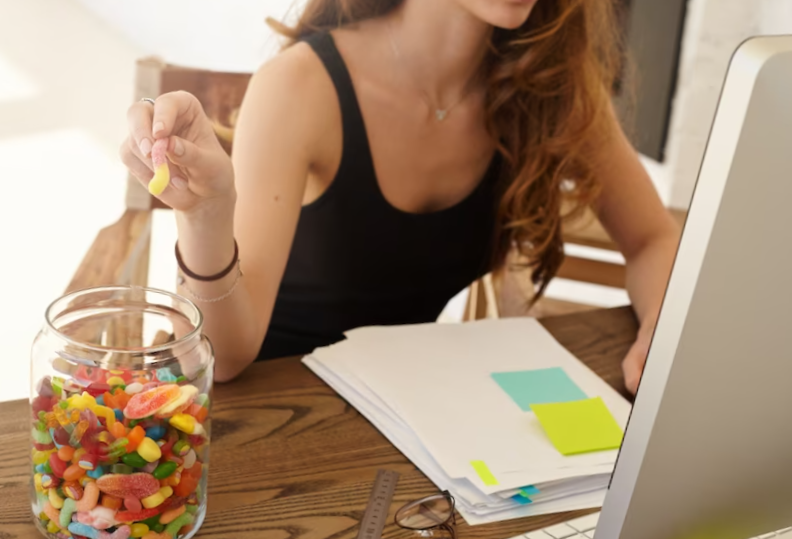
[44,285,204,356]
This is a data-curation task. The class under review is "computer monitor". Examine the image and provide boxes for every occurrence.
[596,35,792,539]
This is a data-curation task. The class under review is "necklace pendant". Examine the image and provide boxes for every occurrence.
[435,109,448,121]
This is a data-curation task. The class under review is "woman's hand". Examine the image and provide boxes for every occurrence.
[120,91,235,215]
[622,321,656,395]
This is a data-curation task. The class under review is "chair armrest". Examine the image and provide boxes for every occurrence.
[65,210,153,294]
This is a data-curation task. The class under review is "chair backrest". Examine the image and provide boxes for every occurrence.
[126,57,252,210]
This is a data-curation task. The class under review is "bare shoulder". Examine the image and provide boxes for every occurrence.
[239,41,339,153]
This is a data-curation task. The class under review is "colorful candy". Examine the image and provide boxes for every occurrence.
[43,501,61,523]
[68,522,132,539]
[129,523,149,537]
[59,498,77,529]
[145,425,166,441]
[155,385,197,417]
[64,463,87,482]
[77,481,101,512]
[126,425,147,454]
[79,453,100,471]
[137,438,162,463]
[75,505,120,530]
[97,473,161,499]
[124,385,181,420]
[141,486,172,509]
[63,481,84,500]
[32,427,54,445]
[115,507,160,522]
[167,414,205,436]
[32,368,208,539]
[182,450,196,471]
[164,511,194,537]
[101,494,123,511]
[48,487,65,509]
[41,473,57,489]
[158,504,185,525]
[152,462,178,480]
[125,383,144,395]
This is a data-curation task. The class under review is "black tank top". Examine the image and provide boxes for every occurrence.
[256,32,502,360]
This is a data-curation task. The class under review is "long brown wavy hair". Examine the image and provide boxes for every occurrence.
[271,0,625,302]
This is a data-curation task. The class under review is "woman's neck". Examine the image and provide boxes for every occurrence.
[387,0,492,105]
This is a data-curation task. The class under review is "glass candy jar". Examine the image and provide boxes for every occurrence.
[30,286,214,539]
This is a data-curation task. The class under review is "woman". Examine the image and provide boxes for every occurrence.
[120,0,680,392]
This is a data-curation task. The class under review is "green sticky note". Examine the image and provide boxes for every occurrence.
[471,460,498,486]
[491,368,587,411]
[531,397,624,455]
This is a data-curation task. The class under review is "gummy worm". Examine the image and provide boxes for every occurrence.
[76,481,100,512]
[148,139,170,196]
[59,498,77,530]
[165,511,194,537]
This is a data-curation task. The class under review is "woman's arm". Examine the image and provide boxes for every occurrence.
[590,108,682,393]
[123,44,333,382]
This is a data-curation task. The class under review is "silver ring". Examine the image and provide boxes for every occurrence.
[140,97,156,106]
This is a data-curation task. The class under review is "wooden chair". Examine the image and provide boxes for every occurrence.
[69,58,687,324]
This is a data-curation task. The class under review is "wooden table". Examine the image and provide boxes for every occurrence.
[0,307,637,538]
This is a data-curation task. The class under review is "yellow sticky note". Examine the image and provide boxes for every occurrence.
[471,460,498,486]
[531,397,624,455]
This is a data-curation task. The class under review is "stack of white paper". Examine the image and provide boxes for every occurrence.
[302,318,632,525]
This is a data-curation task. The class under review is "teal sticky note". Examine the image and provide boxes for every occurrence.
[520,486,540,497]
[491,368,587,411]
[512,494,533,505]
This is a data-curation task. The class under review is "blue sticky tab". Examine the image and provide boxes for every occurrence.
[511,494,533,505]
[520,485,540,496]
[491,368,587,411]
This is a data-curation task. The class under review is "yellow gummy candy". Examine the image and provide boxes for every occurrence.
[47,520,61,534]
[106,376,125,387]
[68,392,96,411]
[137,437,162,463]
[141,491,165,509]
[49,487,65,509]
[33,449,55,466]
[148,163,170,196]
[90,404,116,430]
[169,413,205,436]
[54,407,71,427]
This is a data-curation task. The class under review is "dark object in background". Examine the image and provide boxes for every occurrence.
[614,0,689,162]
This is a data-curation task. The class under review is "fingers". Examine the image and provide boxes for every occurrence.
[622,342,649,395]
[151,91,200,139]
[165,136,205,168]
[127,101,155,157]
[623,362,641,395]
[119,138,154,183]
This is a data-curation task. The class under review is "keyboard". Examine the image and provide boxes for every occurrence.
[509,512,792,539]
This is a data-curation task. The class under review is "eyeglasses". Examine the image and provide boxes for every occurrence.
[395,490,456,539]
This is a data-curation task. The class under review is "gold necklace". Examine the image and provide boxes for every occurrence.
[386,22,476,122]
